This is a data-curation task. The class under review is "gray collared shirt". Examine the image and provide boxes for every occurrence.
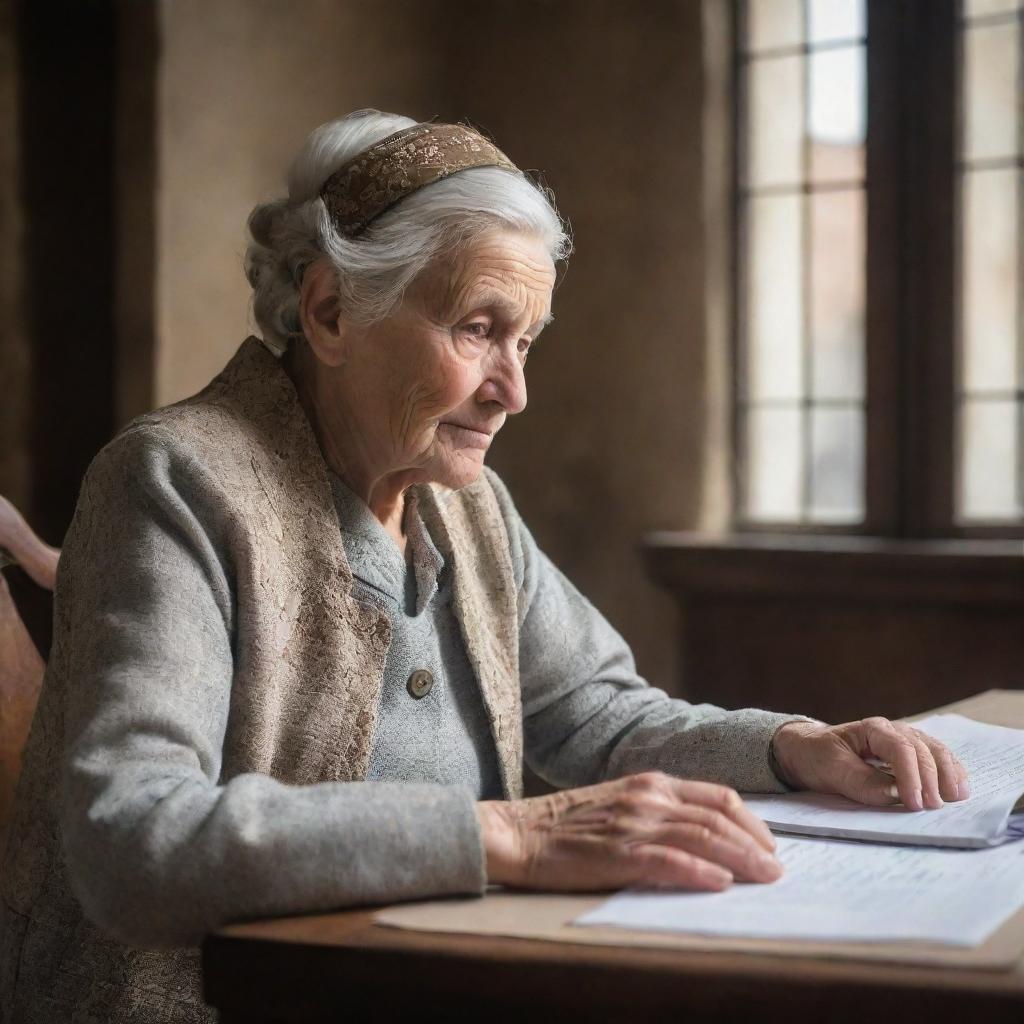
[329,472,504,798]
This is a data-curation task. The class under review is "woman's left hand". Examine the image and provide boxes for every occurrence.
[770,718,970,810]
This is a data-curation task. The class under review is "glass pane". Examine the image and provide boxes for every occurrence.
[746,194,804,400]
[961,169,1019,391]
[963,22,1020,163]
[964,0,1021,18]
[808,45,867,181]
[959,399,1021,518]
[745,406,804,520]
[746,55,805,188]
[808,0,866,45]
[810,190,866,399]
[747,0,803,52]
[810,406,864,522]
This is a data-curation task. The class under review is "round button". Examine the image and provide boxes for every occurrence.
[407,669,434,699]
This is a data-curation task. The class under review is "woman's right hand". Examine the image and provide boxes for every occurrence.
[476,771,782,892]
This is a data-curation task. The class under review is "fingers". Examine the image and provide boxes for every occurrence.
[661,777,777,853]
[853,719,968,810]
[905,729,942,809]
[627,843,734,892]
[651,816,784,883]
[855,719,927,810]
[822,752,902,807]
[619,775,783,883]
[916,730,970,801]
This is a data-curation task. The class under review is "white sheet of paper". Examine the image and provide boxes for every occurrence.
[576,835,1024,946]
[743,714,1024,848]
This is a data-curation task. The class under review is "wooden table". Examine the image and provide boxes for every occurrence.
[203,691,1024,1023]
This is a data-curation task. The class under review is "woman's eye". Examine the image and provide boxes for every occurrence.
[462,322,490,339]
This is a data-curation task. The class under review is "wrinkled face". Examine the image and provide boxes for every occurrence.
[341,229,556,490]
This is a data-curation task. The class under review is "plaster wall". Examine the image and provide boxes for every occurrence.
[446,0,712,693]
[155,0,449,404]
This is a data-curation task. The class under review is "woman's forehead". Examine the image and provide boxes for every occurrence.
[467,287,555,325]
[426,232,555,314]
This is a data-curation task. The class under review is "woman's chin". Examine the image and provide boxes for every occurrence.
[427,448,487,490]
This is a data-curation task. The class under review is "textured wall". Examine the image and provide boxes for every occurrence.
[446,0,711,693]
[155,0,450,404]
[154,0,714,694]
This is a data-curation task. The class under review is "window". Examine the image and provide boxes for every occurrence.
[957,0,1023,521]
[733,0,1024,536]
[737,0,868,526]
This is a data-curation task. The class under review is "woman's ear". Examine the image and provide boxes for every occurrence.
[298,258,351,368]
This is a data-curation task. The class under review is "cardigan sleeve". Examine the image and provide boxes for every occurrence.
[60,427,485,950]
[482,470,811,794]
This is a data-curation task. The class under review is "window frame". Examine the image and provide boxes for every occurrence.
[730,0,1024,540]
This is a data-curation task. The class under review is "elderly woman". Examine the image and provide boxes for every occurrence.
[1,110,967,1022]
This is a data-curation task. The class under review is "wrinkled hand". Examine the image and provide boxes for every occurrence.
[477,772,783,893]
[771,718,970,810]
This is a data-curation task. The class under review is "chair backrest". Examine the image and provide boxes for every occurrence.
[0,496,60,827]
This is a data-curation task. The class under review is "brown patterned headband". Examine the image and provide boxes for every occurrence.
[319,122,520,238]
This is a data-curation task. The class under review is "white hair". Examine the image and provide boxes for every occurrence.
[245,110,572,356]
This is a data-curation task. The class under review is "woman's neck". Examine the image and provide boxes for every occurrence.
[282,342,408,551]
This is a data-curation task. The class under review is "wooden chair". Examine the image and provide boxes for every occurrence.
[0,496,59,827]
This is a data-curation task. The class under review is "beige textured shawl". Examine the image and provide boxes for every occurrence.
[130,335,524,795]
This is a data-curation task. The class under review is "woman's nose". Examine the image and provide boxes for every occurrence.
[481,345,528,415]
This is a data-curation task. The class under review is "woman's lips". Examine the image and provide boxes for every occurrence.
[439,422,494,450]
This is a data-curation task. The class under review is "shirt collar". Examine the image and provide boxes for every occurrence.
[327,470,445,613]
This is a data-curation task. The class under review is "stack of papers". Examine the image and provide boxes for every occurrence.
[576,715,1024,947]
[577,836,1024,945]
